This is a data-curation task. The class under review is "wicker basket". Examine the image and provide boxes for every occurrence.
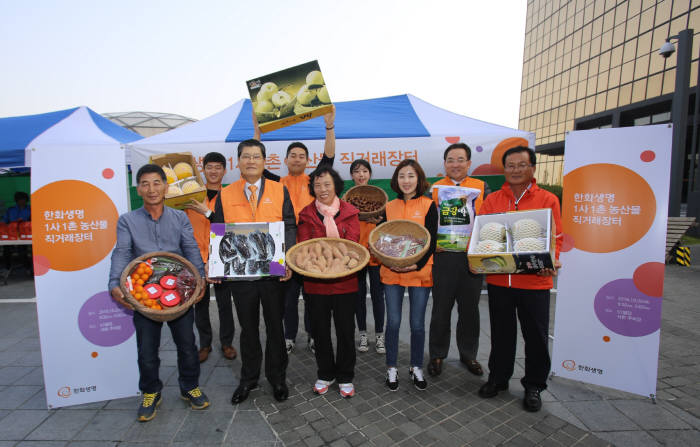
[369,220,431,268]
[286,237,370,279]
[342,185,388,221]
[119,251,205,322]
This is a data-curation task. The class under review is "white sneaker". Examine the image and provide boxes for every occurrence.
[339,382,355,398]
[375,334,385,354]
[285,339,295,355]
[358,333,369,352]
[386,367,399,391]
[410,367,427,391]
[313,379,334,395]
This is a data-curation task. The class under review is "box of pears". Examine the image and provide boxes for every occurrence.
[149,152,206,210]
[467,208,556,274]
[247,60,333,133]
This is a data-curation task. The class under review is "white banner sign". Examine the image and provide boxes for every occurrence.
[31,144,138,408]
[129,134,534,185]
[552,125,672,397]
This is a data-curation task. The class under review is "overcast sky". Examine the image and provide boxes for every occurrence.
[0,0,527,128]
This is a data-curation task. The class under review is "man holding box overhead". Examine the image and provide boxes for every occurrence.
[476,146,562,413]
[427,143,488,378]
[209,139,297,405]
[184,152,237,363]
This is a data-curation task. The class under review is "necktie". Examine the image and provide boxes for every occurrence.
[248,185,258,218]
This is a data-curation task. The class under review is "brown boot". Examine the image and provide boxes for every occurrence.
[427,358,443,377]
[198,346,212,363]
[222,345,237,360]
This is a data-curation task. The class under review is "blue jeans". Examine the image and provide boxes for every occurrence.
[133,307,199,393]
[356,265,385,333]
[384,284,430,368]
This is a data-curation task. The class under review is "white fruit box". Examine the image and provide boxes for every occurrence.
[246,60,333,133]
[467,208,556,274]
[208,221,286,280]
[149,152,206,210]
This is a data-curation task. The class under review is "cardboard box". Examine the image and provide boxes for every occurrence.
[247,60,333,133]
[467,209,556,274]
[208,222,286,279]
[148,152,206,210]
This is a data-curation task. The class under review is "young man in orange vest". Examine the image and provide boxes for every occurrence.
[209,139,296,405]
[428,143,489,378]
[184,152,237,363]
[477,146,562,412]
[279,106,336,355]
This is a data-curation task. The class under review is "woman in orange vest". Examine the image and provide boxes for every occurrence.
[380,159,437,391]
[349,159,385,354]
[297,167,360,398]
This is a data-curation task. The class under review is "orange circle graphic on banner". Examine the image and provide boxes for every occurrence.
[603,336,611,342]
[562,163,655,253]
[32,180,118,271]
[633,262,665,297]
[490,137,529,171]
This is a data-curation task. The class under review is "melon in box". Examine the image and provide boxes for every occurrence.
[148,152,206,210]
[247,60,333,133]
[467,208,556,274]
[208,222,286,279]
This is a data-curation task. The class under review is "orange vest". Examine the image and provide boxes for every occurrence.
[185,193,216,262]
[359,220,379,266]
[280,174,312,222]
[431,176,485,214]
[220,178,284,223]
[380,196,434,287]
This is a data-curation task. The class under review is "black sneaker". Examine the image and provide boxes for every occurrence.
[137,392,162,422]
[409,367,427,391]
[180,387,210,410]
[523,388,542,412]
[385,367,399,391]
[478,381,509,398]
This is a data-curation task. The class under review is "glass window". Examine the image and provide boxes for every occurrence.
[580,61,590,80]
[607,87,619,108]
[691,60,698,88]
[562,68,571,86]
[626,15,641,41]
[589,55,600,74]
[639,8,654,33]
[578,80,588,99]
[623,39,638,63]
[555,56,564,73]
[662,68,676,95]
[587,75,598,96]
[646,72,663,96]
[592,16,604,37]
[652,23,670,55]
[573,29,583,48]
[575,10,584,30]
[584,4,594,25]
[619,83,633,106]
[603,10,615,32]
[598,70,610,90]
[572,47,581,65]
[561,86,571,104]
[611,45,624,67]
[567,103,577,121]
[594,0,606,18]
[621,60,635,84]
[637,30,652,55]
[612,23,626,47]
[599,50,611,72]
[652,111,671,123]
[581,41,591,61]
[583,23,593,42]
[568,83,578,102]
[595,92,607,113]
[601,30,614,56]
[585,96,596,116]
[575,99,586,117]
[655,0,672,25]
[634,53,650,79]
[628,0,642,17]
[690,8,700,31]
[590,35,602,57]
[669,16,689,37]
[632,78,647,102]
[608,65,622,88]
[642,0,656,12]
[634,116,651,126]
[615,3,628,26]
[571,65,580,84]
[649,48,666,74]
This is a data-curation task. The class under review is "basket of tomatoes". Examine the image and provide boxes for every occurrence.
[119,251,205,322]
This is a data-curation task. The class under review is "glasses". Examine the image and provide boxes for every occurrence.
[504,163,532,171]
[445,158,469,164]
[240,154,263,161]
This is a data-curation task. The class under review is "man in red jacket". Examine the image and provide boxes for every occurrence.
[476,146,562,413]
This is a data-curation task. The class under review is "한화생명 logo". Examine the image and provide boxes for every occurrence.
[561,360,576,371]
[57,386,72,398]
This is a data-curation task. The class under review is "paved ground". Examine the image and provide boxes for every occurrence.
[0,245,699,446]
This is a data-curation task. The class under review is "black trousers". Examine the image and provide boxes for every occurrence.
[283,272,312,340]
[486,284,551,390]
[194,283,235,348]
[229,280,288,387]
[429,251,482,361]
[307,293,356,383]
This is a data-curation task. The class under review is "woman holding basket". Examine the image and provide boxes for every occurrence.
[379,159,437,391]
[297,166,361,398]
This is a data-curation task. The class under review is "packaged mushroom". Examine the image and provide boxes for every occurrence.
[246,60,333,133]
[208,222,286,279]
[467,208,556,274]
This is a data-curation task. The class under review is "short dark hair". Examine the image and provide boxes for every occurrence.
[349,159,372,176]
[136,164,166,183]
[390,159,430,199]
[286,142,309,158]
[237,139,266,159]
[14,191,29,202]
[308,167,345,200]
[444,143,471,161]
[502,146,536,167]
[203,152,226,168]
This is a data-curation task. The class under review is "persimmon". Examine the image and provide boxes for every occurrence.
[140,273,149,281]
[136,279,144,286]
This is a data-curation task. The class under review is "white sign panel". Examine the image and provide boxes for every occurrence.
[31,144,138,408]
[552,125,672,397]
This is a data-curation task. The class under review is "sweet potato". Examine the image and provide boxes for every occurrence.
[342,255,350,266]
[331,246,343,260]
[347,250,360,260]
[348,258,358,268]
[337,242,348,256]
[312,243,322,256]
